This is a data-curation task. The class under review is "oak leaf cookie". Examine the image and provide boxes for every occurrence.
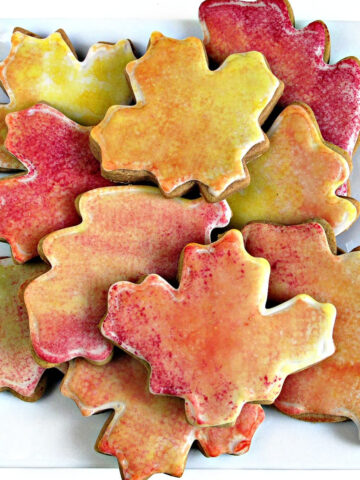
[0,103,111,263]
[24,186,230,367]
[90,31,283,202]
[199,0,360,195]
[101,229,335,427]
[0,28,135,170]
[0,258,48,401]
[61,353,264,480]
[228,103,359,235]
[242,221,360,431]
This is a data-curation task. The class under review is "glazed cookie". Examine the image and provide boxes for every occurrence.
[228,103,358,234]
[0,258,48,401]
[242,221,360,430]
[90,31,283,202]
[24,186,230,366]
[0,103,111,263]
[101,229,335,427]
[0,28,135,170]
[61,353,264,480]
[199,0,360,195]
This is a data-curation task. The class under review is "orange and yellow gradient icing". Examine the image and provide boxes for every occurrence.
[102,229,335,427]
[0,30,135,169]
[61,354,264,480]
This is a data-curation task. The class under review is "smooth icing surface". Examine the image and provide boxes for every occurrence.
[228,104,357,235]
[102,229,335,427]
[0,258,48,399]
[61,354,264,480]
[91,31,282,200]
[0,103,111,263]
[242,222,360,430]
[0,30,135,169]
[25,186,230,366]
[200,0,360,196]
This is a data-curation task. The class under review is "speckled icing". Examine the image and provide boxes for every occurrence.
[242,222,360,432]
[0,103,111,263]
[228,104,358,235]
[0,258,48,399]
[91,31,282,201]
[24,186,230,366]
[0,29,135,169]
[200,0,360,195]
[61,354,264,480]
[101,229,335,427]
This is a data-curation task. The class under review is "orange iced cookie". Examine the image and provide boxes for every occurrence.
[90,31,283,202]
[228,104,358,234]
[0,103,111,263]
[0,258,48,401]
[101,229,335,427]
[61,353,264,480]
[24,186,230,366]
[242,221,360,430]
[0,28,135,170]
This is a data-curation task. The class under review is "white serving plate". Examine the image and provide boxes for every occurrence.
[0,16,360,470]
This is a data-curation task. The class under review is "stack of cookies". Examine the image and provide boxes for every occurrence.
[1,1,360,478]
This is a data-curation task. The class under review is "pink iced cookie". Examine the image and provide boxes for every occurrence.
[0,258,48,400]
[199,0,360,194]
[102,229,335,427]
[25,186,230,366]
[62,353,264,480]
[242,221,360,431]
[0,103,111,263]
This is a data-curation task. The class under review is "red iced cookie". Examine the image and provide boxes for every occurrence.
[0,103,111,263]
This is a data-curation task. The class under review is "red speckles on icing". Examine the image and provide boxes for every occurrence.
[0,103,111,263]
[61,354,264,480]
[242,222,360,430]
[102,229,335,427]
[24,186,230,365]
[200,0,360,179]
[0,258,48,400]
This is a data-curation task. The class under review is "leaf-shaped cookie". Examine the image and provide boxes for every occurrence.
[61,353,264,480]
[199,0,360,194]
[0,28,135,170]
[0,258,48,400]
[228,103,359,235]
[0,103,111,263]
[24,186,230,366]
[101,229,335,427]
[242,221,360,431]
[90,31,283,202]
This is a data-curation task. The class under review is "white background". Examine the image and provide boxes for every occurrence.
[1,1,360,479]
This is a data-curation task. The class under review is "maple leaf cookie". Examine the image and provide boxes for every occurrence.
[0,103,111,263]
[199,0,360,194]
[61,353,264,480]
[0,258,48,401]
[101,229,335,427]
[90,31,283,202]
[242,221,360,432]
[24,186,230,366]
[0,28,135,170]
[228,103,359,235]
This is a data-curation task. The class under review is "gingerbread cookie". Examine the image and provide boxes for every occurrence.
[0,258,48,401]
[24,186,230,366]
[200,0,360,195]
[101,229,335,427]
[0,28,135,170]
[228,103,358,234]
[0,103,111,263]
[242,221,360,430]
[61,353,264,480]
[90,31,283,202]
